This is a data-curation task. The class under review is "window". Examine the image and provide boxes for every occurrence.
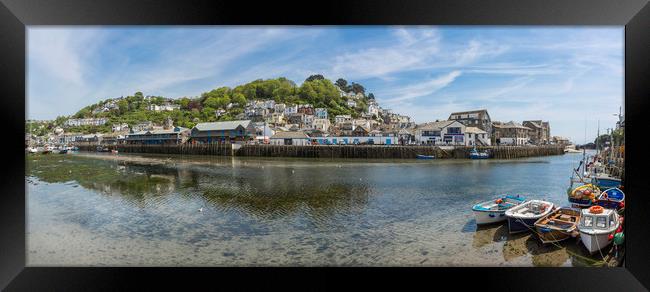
[609,214,616,227]
[447,127,461,134]
[583,216,593,227]
[596,217,607,228]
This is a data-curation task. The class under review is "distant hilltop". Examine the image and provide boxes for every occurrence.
[26,75,404,135]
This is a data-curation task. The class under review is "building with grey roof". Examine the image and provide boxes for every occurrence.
[190,120,255,143]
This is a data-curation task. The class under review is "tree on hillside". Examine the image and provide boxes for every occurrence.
[350,82,365,95]
[305,74,325,82]
[368,93,375,100]
[298,79,339,106]
[335,78,349,91]
[232,93,247,106]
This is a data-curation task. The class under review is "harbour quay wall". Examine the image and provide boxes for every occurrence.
[77,144,564,159]
[234,145,565,159]
[77,143,234,156]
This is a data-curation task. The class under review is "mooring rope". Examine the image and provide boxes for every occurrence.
[513,217,608,266]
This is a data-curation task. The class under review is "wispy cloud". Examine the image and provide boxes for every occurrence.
[383,70,462,104]
[27,26,623,143]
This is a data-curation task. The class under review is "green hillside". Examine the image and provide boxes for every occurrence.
[56,75,373,134]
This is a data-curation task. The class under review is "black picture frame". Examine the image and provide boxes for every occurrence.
[2,0,649,290]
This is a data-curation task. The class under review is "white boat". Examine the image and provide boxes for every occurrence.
[578,206,620,254]
[505,200,555,234]
[472,195,526,225]
[27,147,38,154]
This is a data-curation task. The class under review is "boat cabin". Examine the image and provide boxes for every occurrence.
[579,208,617,231]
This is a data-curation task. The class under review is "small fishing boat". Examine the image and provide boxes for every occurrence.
[596,187,625,210]
[505,200,555,234]
[592,174,622,190]
[578,205,620,254]
[568,184,600,208]
[416,154,435,159]
[534,207,581,244]
[27,147,38,154]
[472,195,526,225]
[469,148,489,159]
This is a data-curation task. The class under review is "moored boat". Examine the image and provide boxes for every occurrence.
[416,154,435,159]
[505,199,555,234]
[534,207,581,244]
[472,195,526,225]
[469,148,489,159]
[578,206,620,254]
[596,187,625,211]
[592,174,622,190]
[568,184,600,208]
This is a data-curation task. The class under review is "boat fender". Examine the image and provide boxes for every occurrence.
[608,234,614,241]
[614,232,625,245]
[589,206,604,214]
[495,199,503,204]
[619,202,625,209]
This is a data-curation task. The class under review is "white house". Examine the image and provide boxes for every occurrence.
[270,131,311,146]
[284,104,298,115]
[346,99,357,108]
[148,103,180,111]
[253,122,275,144]
[335,115,352,124]
[274,103,286,113]
[414,120,466,145]
[465,126,491,146]
[312,118,331,132]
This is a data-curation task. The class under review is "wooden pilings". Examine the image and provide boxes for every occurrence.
[78,144,565,159]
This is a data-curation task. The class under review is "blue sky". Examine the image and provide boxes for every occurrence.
[28,26,623,143]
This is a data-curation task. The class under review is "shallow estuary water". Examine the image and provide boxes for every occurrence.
[26,150,607,266]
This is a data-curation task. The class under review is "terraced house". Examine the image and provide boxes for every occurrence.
[190,120,255,143]
[448,109,492,141]
[493,121,532,146]
[523,120,551,145]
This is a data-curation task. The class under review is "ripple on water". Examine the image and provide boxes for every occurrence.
[26,152,606,266]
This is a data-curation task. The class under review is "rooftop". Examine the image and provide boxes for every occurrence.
[465,126,487,134]
[193,120,251,131]
[271,131,310,139]
[416,120,456,131]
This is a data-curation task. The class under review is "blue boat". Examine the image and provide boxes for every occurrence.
[469,148,489,159]
[472,194,526,225]
[416,154,435,159]
[596,187,625,210]
[592,175,622,190]
[505,200,555,234]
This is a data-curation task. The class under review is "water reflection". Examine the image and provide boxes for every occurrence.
[27,154,371,220]
[26,152,609,266]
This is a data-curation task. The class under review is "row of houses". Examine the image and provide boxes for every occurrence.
[446,109,553,146]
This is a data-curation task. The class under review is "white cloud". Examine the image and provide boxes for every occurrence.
[329,28,442,79]
[382,70,462,104]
